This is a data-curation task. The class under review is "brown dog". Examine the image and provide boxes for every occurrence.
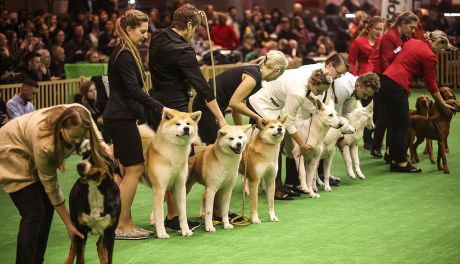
[408,99,460,173]
[410,95,435,163]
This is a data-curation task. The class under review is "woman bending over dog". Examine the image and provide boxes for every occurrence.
[103,9,165,239]
[0,104,108,264]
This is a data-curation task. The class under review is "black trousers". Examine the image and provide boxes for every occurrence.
[192,94,226,145]
[379,75,409,163]
[372,75,390,152]
[9,182,54,264]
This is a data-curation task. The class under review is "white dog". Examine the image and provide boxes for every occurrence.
[339,101,374,180]
[290,99,343,198]
[141,109,201,239]
[187,125,252,232]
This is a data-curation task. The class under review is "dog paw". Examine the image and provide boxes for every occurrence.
[430,159,436,164]
[310,193,320,199]
[157,232,170,239]
[223,223,234,229]
[205,225,216,232]
[269,215,279,222]
[181,229,193,237]
[251,217,262,224]
[324,185,332,192]
[357,173,365,180]
[348,174,356,179]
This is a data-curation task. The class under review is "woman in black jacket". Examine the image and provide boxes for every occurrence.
[103,9,164,240]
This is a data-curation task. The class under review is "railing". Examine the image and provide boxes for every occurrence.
[1,53,458,110]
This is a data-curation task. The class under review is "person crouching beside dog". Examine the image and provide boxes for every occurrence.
[0,104,109,264]
[380,30,455,173]
[191,50,288,220]
[103,9,165,240]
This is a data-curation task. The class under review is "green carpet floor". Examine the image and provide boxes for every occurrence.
[1,90,459,264]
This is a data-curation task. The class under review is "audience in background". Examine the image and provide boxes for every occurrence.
[6,78,38,119]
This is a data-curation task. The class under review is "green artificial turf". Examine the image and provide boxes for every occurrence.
[1,90,459,264]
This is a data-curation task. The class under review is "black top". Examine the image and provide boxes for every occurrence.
[149,28,215,103]
[103,45,164,121]
[212,65,262,110]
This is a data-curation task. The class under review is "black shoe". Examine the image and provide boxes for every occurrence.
[164,216,201,231]
[363,144,372,152]
[284,184,309,194]
[370,149,383,158]
[212,211,241,222]
[384,153,391,164]
[390,163,422,173]
[318,173,341,186]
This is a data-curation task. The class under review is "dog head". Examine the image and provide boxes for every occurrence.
[415,95,433,116]
[346,100,374,130]
[158,108,201,145]
[216,124,252,155]
[445,99,460,114]
[440,87,456,101]
[258,116,287,145]
[315,99,343,129]
[338,116,356,134]
[77,151,118,185]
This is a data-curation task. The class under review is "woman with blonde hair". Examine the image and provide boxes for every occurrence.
[380,30,455,172]
[0,104,108,263]
[192,50,288,144]
[103,9,164,239]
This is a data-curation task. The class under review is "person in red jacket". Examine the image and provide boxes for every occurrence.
[210,12,240,50]
[368,12,419,159]
[348,16,384,76]
[380,30,455,173]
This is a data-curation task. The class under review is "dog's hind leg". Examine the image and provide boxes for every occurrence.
[439,140,449,174]
[173,178,193,237]
[340,145,356,179]
[64,240,76,264]
[265,172,278,222]
[351,144,365,179]
[204,188,217,231]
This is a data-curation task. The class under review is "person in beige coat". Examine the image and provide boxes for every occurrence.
[0,104,109,264]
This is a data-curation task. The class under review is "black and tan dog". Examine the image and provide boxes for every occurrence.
[65,150,121,264]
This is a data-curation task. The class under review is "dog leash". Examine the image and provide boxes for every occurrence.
[230,125,256,226]
[201,11,217,98]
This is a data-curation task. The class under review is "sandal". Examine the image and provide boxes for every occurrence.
[115,228,150,240]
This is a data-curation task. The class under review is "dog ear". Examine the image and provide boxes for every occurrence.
[218,131,227,137]
[356,100,363,109]
[162,108,174,120]
[190,111,202,122]
[278,115,287,123]
[260,118,269,127]
[242,124,253,133]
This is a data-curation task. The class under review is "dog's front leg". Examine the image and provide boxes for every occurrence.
[265,173,278,222]
[323,154,334,192]
[248,178,261,224]
[153,187,169,239]
[351,144,365,179]
[75,236,87,264]
[426,139,435,164]
[204,188,217,231]
[96,236,109,264]
[220,185,235,229]
[64,240,76,264]
[173,179,193,237]
[439,140,449,174]
[306,157,320,199]
[341,145,356,179]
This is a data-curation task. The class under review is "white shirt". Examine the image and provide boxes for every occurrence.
[248,63,330,134]
[333,72,357,115]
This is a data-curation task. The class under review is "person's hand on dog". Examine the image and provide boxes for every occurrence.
[300,143,313,154]
[440,102,455,117]
[217,117,228,128]
[255,116,268,129]
[66,223,84,240]
[100,141,112,157]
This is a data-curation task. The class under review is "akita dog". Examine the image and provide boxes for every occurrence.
[187,125,252,232]
[338,101,374,180]
[239,117,286,224]
[141,108,202,239]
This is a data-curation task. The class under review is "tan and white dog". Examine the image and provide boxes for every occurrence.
[141,108,202,239]
[239,117,286,224]
[338,101,374,180]
[187,124,252,232]
[290,99,343,198]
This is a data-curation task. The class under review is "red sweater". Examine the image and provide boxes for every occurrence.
[348,36,374,75]
[383,39,438,94]
[369,27,406,74]
[210,24,240,50]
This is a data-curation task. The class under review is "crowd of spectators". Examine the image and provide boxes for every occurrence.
[0,0,458,85]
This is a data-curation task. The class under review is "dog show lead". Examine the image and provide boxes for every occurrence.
[0,104,108,264]
[102,9,165,240]
[380,30,455,173]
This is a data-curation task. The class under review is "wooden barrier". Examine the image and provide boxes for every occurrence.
[1,55,457,110]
